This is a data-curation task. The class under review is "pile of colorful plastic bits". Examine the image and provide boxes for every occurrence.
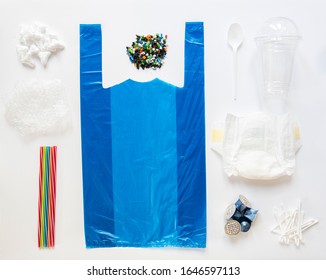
[224,195,258,236]
[126,33,167,70]
[271,201,318,247]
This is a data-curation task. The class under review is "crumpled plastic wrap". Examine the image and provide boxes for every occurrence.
[80,22,206,248]
[5,79,71,137]
[16,22,65,68]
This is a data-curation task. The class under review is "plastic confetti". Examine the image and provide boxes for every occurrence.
[126,33,167,70]
[38,146,57,248]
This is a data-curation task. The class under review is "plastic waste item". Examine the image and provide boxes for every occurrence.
[224,204,236,220]
[236,194,252,210]
[244,208,258,223]
[224,194,258,235]
[17,22,65,68]
[80,23,206,248]
[271,201,318,247]
[38,146,57,249]
[240,194,252,206]
[126,33,168,69]
[4,79,71,137]
[255,17,301,98]
[225,220,241,236]
[211,112,301,180]
[240,221,251,232]
[227,23,244,101]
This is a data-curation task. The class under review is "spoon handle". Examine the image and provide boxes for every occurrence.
[233,50,238,101]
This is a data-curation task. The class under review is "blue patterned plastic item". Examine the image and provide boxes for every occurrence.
[240,221,251,232]
[232,209,243,220]
[235,198,248,213]
[80,22,206,248]
[224,195,258,235]
[244,208,258,222]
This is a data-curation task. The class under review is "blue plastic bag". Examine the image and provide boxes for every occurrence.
[80,22,206,248]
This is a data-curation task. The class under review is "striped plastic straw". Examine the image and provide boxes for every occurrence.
[38,146,57,248]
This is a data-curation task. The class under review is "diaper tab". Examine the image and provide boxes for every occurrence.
[210,122,225,155]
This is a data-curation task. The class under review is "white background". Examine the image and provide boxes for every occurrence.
[0,0,325,260]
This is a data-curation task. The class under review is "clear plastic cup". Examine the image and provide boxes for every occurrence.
[255,17,301,98]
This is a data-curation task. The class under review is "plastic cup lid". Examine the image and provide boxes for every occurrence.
[255,17,301,42]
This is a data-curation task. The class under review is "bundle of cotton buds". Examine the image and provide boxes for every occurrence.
[16,22,65,68]
[271,201,318,247]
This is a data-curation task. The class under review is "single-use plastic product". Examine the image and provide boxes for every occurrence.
[255,17,301,98]
[272,201,319,247]
[224,195,258,236]
[80,23,206,248]
[17,22,64,68]
[5,79,71,137]
[227,23,244,101]
[211,112,301,180]
[38,146,57,249]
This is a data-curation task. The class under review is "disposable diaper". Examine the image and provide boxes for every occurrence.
[211,112,301,180]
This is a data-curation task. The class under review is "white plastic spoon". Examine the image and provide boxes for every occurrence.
[227,23,244,101]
